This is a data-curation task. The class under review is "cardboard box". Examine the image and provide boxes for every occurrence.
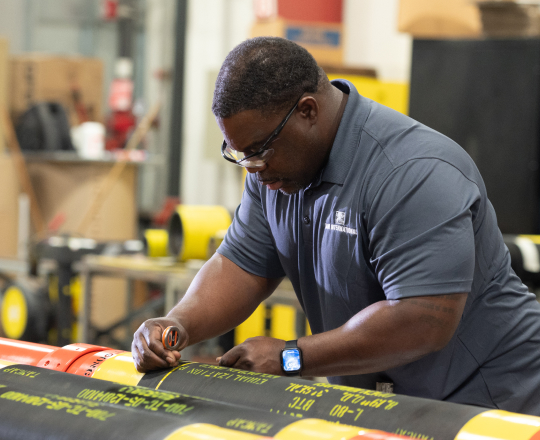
[0,38,9,153]
[26,160,137,241]
[10,55,104,127]
[0,155,19,258]
[251,18,344,65]
[398,0,482,37]
[478,1,540,37]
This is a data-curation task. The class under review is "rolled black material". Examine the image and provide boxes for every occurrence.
[0,380,187,440]
[140,362,487,440]
[0,365,296,438]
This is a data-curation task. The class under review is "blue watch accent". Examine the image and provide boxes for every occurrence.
[281,340,302,376]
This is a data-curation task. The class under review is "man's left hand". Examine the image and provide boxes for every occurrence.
[218,336,285,375]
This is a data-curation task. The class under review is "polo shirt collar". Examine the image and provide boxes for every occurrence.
[313,79,371,186]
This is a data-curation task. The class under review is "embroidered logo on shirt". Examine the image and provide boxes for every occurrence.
[335,211,346,225]
[325,223,358,236]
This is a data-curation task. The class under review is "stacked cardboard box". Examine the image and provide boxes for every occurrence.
[0,159,138,259]
[477,1,540,37]
[0,155,19,258]
[398,0,482,37]
[10,55,104,126]
[251,0,344,66]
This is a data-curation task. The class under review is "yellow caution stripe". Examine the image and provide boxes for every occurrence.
[92,352,144,386]
[165,423,266,440]
[455,410,540,440]
[274,419,364,440]
[0,359,16,368]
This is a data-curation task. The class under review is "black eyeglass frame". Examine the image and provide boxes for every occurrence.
[221,94,304,167]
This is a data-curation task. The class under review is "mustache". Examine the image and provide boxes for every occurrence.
[256,173,286,184]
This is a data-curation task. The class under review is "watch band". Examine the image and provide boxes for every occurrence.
[285,340,298,349]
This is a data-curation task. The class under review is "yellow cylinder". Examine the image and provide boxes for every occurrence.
[168,205,232,261]
[1,286,28,340]
[144,229,169,258]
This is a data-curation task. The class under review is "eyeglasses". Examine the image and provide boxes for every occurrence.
[221,94,304,168]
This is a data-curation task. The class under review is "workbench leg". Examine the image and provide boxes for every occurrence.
[57,263,74,346]
[165,278,177,313]
[78,269,93,344]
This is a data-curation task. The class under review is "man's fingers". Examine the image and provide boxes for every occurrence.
[219,347,239,367]
[137,343,169,371]
[132,319,187,372]
[143,325,174,362]
[134,326,172,370]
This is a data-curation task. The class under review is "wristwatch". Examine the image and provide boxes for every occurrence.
[281,340,303,376]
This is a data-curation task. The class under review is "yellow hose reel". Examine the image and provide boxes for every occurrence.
[144,229,170,258]
[168,205,232,261]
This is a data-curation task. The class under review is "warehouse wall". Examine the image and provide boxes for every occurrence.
[344,0,412,81]
[0,0,412,214]
[180,0,254,211]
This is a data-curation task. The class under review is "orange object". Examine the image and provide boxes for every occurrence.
[162,326,181,350]
[35,343,109,372]
[0,338,55,365]
[0,337,113,373]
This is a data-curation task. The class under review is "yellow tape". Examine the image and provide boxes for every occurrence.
[274,419,362,440]
[1,286,28,339]
[165,423,263,440]
[92,353,144,386]
[455,410,540,440]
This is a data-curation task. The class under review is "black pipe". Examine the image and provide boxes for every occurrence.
[139,361,488,440]
[0,365,313,438]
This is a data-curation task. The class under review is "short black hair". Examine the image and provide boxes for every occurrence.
[212,37,326,118]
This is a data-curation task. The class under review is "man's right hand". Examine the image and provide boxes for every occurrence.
[131,317,189,373]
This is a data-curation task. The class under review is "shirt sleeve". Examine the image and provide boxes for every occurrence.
[367,158,480,300]
[217,174,286,279]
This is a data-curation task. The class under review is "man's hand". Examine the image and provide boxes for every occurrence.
[132,317,188,372]
[218,336,285,375]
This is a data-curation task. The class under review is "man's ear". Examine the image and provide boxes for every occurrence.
[297,96,319,124]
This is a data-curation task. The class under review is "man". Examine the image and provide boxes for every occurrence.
[132,37,540,415]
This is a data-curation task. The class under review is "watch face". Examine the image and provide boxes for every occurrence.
[282,348,301,372]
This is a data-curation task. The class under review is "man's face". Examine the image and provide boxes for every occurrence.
[217,103,323,195]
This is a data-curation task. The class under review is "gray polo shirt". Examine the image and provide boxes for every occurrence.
[217,79,540,415]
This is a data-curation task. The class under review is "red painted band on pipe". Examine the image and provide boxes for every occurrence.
[0,337,56,365]
[36,343,111,372]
